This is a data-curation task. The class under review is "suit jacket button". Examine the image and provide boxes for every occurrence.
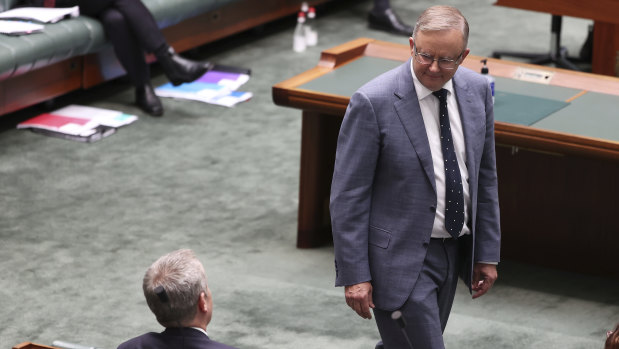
[430,206,436,212]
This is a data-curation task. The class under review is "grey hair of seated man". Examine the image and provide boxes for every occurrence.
[143,249,209,327]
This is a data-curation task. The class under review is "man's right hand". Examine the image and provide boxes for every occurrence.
[344,282,375,319]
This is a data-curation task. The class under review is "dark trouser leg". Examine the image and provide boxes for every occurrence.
[367,0,412,36]
[79,0,210,86]
[98,8,149,87]
[78,0,166,53]
[373,238,461,349]
[372,0,390,12]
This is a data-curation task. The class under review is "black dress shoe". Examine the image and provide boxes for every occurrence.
[375,340,384,349]
[156,47,214,86]
[135,84,164,116]
[368,8,413,37]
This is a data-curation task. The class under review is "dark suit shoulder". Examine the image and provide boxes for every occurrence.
[118,329,239,349]
[118,332,163,349]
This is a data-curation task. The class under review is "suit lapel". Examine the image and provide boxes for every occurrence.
[453,71,485,187]
[393,60,436,194]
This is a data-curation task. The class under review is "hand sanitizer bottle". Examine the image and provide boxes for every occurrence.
[305,7,318,46]
[293,11,306,53]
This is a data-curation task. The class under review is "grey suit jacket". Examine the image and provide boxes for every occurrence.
[330,59,501,311]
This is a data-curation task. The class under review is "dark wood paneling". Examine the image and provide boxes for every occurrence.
[296,111,341,248]
[496,145,619,278]
[0,58,82,116]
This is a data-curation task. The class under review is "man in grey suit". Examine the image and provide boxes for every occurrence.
[330,5,501,348]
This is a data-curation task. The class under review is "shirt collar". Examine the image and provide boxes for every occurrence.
[190,327,208,337]
[409,59,454,101]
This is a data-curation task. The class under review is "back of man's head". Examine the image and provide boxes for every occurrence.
[142,249,208,327]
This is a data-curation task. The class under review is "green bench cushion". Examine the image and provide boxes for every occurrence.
[0,0,217,78]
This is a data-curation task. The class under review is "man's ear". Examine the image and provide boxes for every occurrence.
[198,291,208,313]
[460,48,470,63]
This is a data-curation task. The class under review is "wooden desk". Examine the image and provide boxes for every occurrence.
[273,38,619,278]
[494,0,619,76]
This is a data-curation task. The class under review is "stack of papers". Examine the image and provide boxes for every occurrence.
[17,105,138,143]
[0,6,79,23]
[0,19,43,35]
[155,66,252,107]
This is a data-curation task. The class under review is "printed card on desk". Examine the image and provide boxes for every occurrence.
[155,66,252,107]
[17,105,137,143]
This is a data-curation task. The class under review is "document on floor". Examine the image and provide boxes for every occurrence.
[17,105,138,143]
[155,66,252,107]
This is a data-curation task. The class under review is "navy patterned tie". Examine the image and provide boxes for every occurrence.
[433,88,464,238]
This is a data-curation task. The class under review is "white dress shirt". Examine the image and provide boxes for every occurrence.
[410,61,471,239]
[190,327,208,336]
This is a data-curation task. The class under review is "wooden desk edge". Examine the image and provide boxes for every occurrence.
[496,122,619,160]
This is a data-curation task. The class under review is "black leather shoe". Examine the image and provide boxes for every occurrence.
[156,47,213,86]
[135,84,163,116]
[368,8,413,37]
[375,341,384,349]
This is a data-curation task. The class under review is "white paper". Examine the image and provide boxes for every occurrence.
[0,19,43,35]
[0,6,79,23]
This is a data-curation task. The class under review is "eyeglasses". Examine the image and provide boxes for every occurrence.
[413,44,464,70]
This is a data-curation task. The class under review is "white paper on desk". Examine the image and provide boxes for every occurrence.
[52,105,138,127]
[0,19,43,35]
[0,6,79,23]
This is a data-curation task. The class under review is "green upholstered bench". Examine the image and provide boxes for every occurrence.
[0,0,227,80]
[0,0,328,116]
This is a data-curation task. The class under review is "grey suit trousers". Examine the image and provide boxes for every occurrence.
[373,237,463,349]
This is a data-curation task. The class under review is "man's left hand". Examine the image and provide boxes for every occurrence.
[471,263,497,299]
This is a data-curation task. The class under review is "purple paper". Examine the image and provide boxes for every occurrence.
[198,71,242,84]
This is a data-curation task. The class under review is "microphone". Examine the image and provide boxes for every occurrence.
[391,310,414,349]
[51,340,100,349]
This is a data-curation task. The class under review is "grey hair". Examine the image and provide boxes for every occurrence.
[143,249,208,327]
[412,5,469,50]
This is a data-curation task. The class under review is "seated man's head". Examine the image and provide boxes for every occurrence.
[142,249,212,329]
